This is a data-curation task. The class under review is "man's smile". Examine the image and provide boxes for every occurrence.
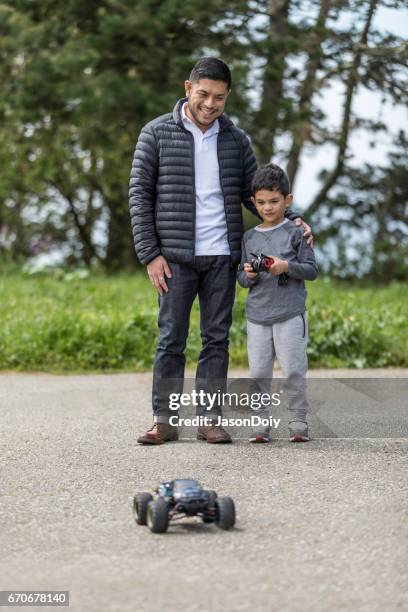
[198,107,217,118]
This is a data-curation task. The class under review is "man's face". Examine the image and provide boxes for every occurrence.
[184,78,230,129]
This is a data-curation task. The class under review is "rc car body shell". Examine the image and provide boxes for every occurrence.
[158,479,213,515]
[133,479,236,532]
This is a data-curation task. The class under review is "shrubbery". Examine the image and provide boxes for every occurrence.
[0,269,406,372]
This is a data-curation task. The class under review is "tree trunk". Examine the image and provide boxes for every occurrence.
[253,0,291,164]
[304,0,378,218]
[286,0,332,187]
[11,197,31,260]
[50,180,102,266]
[103,197,136,271]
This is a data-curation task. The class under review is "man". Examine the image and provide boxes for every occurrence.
[129,57,312,445]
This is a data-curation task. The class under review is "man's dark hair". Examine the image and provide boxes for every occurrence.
[189,57,232,90]
[251,163,291,197]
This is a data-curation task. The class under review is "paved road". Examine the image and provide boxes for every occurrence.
[0,372,407,612]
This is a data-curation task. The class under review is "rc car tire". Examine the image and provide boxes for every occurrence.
[215,496,236,530]
[202,490,218,523]
[147,499,169,533]
[207,490,217,507]
[133,492,153,525]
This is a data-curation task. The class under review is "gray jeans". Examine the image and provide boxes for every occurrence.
[247,314,309,428]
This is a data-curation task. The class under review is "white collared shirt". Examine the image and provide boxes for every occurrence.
[181,102,230,256]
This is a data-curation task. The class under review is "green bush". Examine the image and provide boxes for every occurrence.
[0,268,406,372]
[230,279,407,369]
[305,281,407,368]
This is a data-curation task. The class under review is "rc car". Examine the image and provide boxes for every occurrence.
[133,479,235,533]
[249,252,289,285]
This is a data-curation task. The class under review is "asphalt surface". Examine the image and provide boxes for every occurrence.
[1,371,407,612]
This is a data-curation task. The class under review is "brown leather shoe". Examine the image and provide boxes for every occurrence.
[137,422,179,445]
[197,420,232,444]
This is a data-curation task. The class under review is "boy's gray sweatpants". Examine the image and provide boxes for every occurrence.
[247,314,309,430]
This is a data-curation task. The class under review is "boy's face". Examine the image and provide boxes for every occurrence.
[251,189,293,225]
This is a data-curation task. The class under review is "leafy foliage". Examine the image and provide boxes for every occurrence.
[0,270,406,371]
[0,0,406,279]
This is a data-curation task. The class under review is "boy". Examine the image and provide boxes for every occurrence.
[237,163,318,443]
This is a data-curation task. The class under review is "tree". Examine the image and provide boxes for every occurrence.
[0,0,406,280]
[317,131,408,281]
[286,0,332,185]
[0,0,252,269]
[250,0,291,163]
[305,0,379,216]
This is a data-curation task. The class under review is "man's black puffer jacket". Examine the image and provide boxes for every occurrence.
[129,97,299,266]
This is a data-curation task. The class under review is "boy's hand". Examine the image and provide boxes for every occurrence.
[243,262,258,279]
[293,218,313,247]
[267,257,289,275]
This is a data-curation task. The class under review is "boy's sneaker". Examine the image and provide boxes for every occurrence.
[250,430,271,443]
[289,421,309,442]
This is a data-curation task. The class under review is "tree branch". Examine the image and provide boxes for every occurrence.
[304,0,379,218]
[286,0,332,186]
[49,180,103,264]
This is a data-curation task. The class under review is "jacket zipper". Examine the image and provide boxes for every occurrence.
[180,126,196,262]
[190,131,196,262]
[217,130,233,260]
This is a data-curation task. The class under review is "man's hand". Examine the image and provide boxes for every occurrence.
[243,263,258,280]
[294,218,313,247]
[147,255,172,296]
[267,257,289,276]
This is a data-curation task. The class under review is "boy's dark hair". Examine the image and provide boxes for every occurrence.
[189,57,232,90]
[251,163,291,197]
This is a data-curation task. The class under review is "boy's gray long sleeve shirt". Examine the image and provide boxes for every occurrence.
[237,220,318,325]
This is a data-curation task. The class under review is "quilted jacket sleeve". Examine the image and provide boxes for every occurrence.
[129,125,161,265]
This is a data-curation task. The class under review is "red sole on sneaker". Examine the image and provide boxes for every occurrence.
[290,434,309,442]
[250,436,270,443]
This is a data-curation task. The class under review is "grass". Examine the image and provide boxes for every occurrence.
[0,267,407,372]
